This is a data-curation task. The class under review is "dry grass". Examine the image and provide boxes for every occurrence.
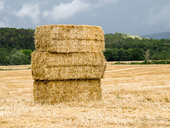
[0,65,31,69]
[107,60,170,65]
[0,65,170,127]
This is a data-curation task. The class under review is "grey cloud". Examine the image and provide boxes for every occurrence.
[0,21,7,27]
[3,17,10,22]
[0,1,5,12]
[102,0,119,4]
[95,0,118,7]
[142,3,170,29]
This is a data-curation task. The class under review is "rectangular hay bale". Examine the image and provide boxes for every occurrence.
[31,52,106,80]
[32,65,106,80]
[34,25,105,52]
[31,52,106,66]
[33,79,102,104]
[35,39,105,53]
[35,25,104,41]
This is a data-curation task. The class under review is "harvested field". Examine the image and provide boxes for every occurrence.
[107,60,170,65]
[0,65,170,127]
[0,65,31,69]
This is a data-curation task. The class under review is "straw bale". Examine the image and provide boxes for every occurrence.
[35,24,104,41]
[35,25,52,51]
[31,52,106,66]
[31,52,106,80]
[32,65,106,80]
[35,25,105,52]
[33,79,102,104]
[35,39,105,53]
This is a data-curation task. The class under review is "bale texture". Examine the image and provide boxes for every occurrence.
[32,66,106,80]
[31,52,106,66]
[36,39,105,53]
[31,52,106,80]
[33,79,102,104]
[34,25,105,52]
[50,25,104,40]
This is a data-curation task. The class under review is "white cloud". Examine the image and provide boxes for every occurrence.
[0,21,7,27]
[42,0,119,22]
[15,2,40,24]
[43,0,90,22]
[0,1,5,11]
[142,4,170,29]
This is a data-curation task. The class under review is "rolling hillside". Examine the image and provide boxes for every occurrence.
[141,31,170,39]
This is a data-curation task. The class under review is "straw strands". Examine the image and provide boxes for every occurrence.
[32,66,106,80]
[31,52,106,67]
[36,39,105,53]
[35,25,104,52]
[35,25,104,40]
[33,79,102,104]
[31,52,106,80]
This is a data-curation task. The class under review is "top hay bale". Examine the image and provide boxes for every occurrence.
[35,25,105,53]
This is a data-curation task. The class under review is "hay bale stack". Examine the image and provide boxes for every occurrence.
[32,24,106,104]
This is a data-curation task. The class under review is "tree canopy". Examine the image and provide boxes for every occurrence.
[104,33,170,61]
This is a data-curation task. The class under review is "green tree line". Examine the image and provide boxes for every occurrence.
[0,27,35,51]
[0,48,33,65]
[104,33,170,61]
[0,27,35,65]
[0,27,170,65]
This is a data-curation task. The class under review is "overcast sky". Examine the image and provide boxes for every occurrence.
[0,0,170,36]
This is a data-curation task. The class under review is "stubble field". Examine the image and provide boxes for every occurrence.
[0,64,170,127]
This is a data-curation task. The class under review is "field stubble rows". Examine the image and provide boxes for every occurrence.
[0,65,170,127]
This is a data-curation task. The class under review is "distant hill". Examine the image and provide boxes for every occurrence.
[141,31,170,39]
